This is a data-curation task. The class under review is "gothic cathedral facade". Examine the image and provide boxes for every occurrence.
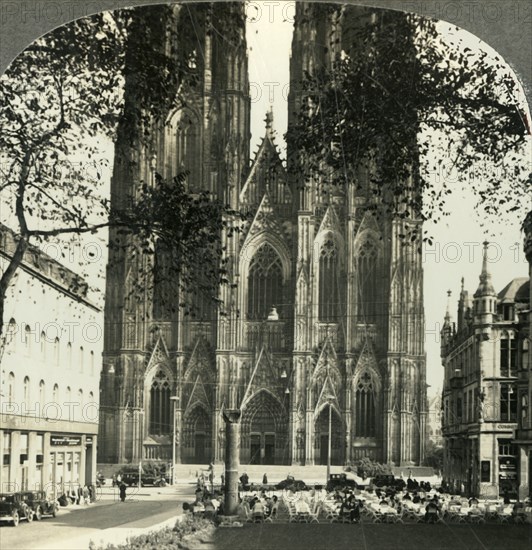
[99,2,427,467]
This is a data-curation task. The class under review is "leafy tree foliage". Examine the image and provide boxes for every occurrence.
[424,441,444,472]
[0,10,125,335]
[115,173,246,316]
[287,6,530,242]
[0,4,244,337]
[350,456,392,479]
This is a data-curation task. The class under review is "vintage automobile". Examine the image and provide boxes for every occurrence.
[120,470,167,487]
[372,474,397,488]
[326,473,358,492]
[0,493,34,526]
[274,475,307,491]
[20,490,58,520]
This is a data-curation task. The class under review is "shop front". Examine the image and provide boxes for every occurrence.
[0,421,98,495]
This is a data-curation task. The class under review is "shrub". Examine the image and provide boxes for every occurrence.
[353,457,392,479]
[89,515,215,550]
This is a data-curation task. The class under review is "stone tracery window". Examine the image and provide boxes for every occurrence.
[354,371,376,437]
[149,369,172,435]
[357,240,379,322]
[319,238,339,322]
[247,244,283,320]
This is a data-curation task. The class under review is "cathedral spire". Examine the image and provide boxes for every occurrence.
[265,106,275,141]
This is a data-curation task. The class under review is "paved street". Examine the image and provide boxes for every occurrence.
[0,484,194,550]
[207,522,532,550]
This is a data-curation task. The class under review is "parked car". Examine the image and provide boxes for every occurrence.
[20,491,58,521]
[275,476,307,491]
[120,471,167,487]
[326,473,358,492]
[0,493,34,526]
[372,474,396,488]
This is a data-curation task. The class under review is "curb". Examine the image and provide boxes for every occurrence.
[37,514,182,550]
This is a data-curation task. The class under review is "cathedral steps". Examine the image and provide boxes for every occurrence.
[173,464,348,484]
[173,464,436,484]
[97,462,436,483]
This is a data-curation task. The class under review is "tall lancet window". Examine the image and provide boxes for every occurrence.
[176,111,201,191]
[357,240,379,322]
[247,244,283,320]
[355,372,376,437]
[319,238,339,322]
[149,369,172,435]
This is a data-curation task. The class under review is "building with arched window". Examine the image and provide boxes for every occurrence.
[0,224,102,494]
[99,3,427,468]
[441,242,529,498]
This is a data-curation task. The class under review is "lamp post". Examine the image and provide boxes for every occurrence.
[170,395,179,486]
[326,395,334,485]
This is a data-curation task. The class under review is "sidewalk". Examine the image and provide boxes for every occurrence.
[39,514,181,550]
[36,484,194,550]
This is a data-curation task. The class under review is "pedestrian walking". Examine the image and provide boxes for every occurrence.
[209,462,215,493]
[119,482,127,503]
[82,485,90,505]
[263,473,268,485]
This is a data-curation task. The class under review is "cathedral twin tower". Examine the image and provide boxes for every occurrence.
[99,2,427,468]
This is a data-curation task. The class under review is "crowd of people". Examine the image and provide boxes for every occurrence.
[57,483,96,506]
[182,471,532,526]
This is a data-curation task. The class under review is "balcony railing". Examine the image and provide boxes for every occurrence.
[143,444,171,461]
[245,320,287,351]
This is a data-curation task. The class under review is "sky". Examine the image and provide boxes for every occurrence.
[245,2,530,395]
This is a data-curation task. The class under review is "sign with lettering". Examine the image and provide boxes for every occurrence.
[496,424,517,430]
[50,435,82,447]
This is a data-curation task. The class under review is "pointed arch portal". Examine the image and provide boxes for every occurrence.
[183,405,212,464]
[241,391,288,465]
[315,406,343,465]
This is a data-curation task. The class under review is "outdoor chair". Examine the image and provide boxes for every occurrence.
[308,502,322,524]
[264,501,279,523]
[468,508,485,524]
[496,506,513,524]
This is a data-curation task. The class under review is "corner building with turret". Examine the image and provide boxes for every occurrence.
[441,242,529,497]
[99,2,427,468]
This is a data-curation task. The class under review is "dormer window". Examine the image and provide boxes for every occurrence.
[502,305,514,321]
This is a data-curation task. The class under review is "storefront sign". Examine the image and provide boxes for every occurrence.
[50,435,82,447]
[496,424,517,430]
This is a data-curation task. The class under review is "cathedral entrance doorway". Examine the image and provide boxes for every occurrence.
[249,433,276,465]
[195,433,207,464]
[183,406,211,464]
[315,408,343,465]
[241,391,288,465]
[320,434,328,465]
